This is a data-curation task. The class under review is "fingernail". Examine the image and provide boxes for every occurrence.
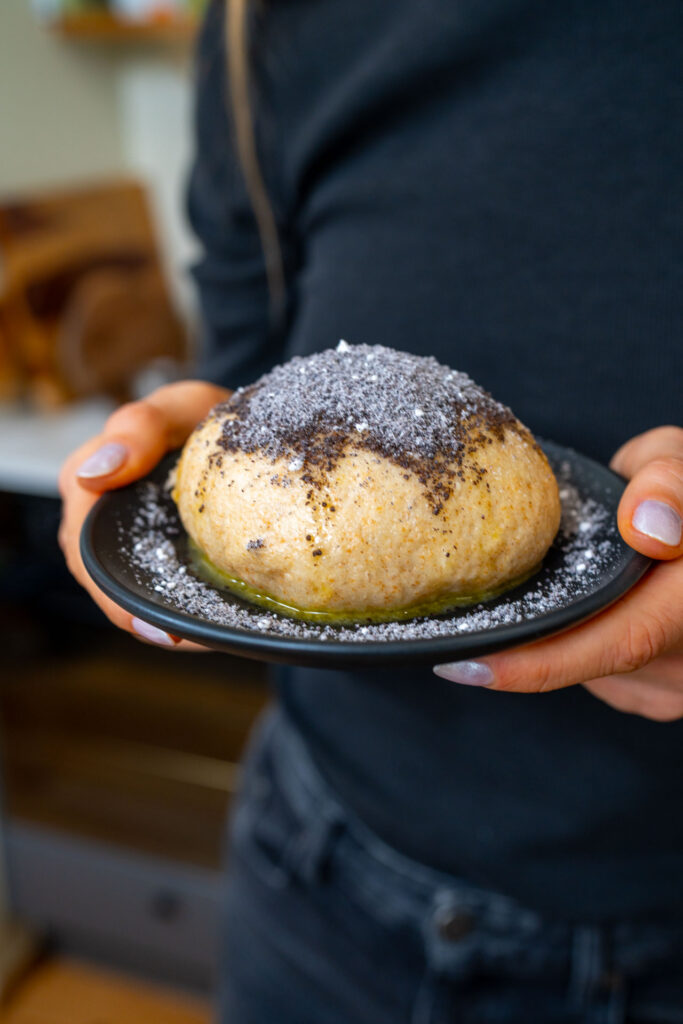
[131,617,176,647]
[433,660,494,686]
[632,500,682,547]
[77,442,127,479]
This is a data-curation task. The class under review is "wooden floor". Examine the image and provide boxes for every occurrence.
[0,959,212,1024]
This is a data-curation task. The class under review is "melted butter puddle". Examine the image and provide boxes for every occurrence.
[188,541,539,626]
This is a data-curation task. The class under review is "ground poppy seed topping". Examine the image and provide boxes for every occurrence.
[212,342,522,513]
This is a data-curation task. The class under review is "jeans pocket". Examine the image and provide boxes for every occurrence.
[230,755,299,890]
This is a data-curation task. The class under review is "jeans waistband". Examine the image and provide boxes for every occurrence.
[244,707,683,988]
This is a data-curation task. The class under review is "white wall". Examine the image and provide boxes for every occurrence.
[0,0,125,194]
[116,58,199,314]
[0,0,198,313]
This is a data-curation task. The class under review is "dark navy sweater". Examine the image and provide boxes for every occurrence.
[188,0,683,920]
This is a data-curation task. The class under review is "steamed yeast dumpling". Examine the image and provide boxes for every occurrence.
[174,343,561,620]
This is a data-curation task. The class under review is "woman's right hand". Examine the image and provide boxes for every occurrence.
[59,380,230,649]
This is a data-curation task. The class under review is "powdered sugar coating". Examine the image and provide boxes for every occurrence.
[125,458,621,644]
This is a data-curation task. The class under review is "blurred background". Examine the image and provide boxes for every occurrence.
[0,2,268,1019]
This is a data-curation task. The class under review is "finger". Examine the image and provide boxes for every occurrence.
[610,425,683,478]
[583,672,683,722]
[61,498,206,647]
[58,437,175,638]
[617,459,683,562]
[60,506,197,648]
[433,558,682,693]
[171,639,212,652]
[62,381,230,495]
[610,427,683,559]
[58,380,230,648]
[60,451,213,649]
[128,615,212,652]
[589,648,683,692]
[58,477,148,631]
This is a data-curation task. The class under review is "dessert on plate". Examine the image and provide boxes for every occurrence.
[174,342,560,622]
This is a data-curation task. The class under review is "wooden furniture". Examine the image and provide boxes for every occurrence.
[49,9,198,45]
[0,180,188,408]
[0,957,210,1024]
[0,625,268,988]
[0,895,40,1006]
[1,640,267,869]
[0,761,40,1006]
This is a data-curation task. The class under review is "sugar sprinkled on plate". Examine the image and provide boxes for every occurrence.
[123,458,619,644]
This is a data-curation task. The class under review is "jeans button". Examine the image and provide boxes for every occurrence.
[435,907,476,942]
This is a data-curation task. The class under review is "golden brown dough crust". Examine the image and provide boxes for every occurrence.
[174,344,561,618]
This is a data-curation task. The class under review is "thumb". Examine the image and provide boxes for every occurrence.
[612,427,683,560]
[71,381,229,493]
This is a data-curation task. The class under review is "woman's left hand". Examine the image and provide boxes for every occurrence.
[433,427,683,721]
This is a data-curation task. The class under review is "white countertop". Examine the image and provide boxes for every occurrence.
[0,399,115,498]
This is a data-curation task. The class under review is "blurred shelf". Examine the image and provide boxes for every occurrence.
[1,634,268,869]
[6,823,222,989]
[48,11,198,45]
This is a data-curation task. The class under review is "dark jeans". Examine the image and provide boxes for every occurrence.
[220,709,683,1024]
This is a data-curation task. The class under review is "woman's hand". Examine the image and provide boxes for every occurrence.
[59,380,229,650]
[434,427,683,721]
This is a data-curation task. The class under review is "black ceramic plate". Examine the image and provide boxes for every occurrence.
[81,442,651,668]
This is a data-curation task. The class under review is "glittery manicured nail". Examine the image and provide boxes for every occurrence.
[77,442,127,479]
[131,617,176,647]
[632,500,682,547]
[433,661,494,686]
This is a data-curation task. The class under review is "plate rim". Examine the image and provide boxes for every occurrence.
[80,441,652,667]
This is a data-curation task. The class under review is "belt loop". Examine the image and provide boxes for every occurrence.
[570,925,603,1006]
[282,809,344,885]
[570,926,627,1024]
[411,968,453,1024]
